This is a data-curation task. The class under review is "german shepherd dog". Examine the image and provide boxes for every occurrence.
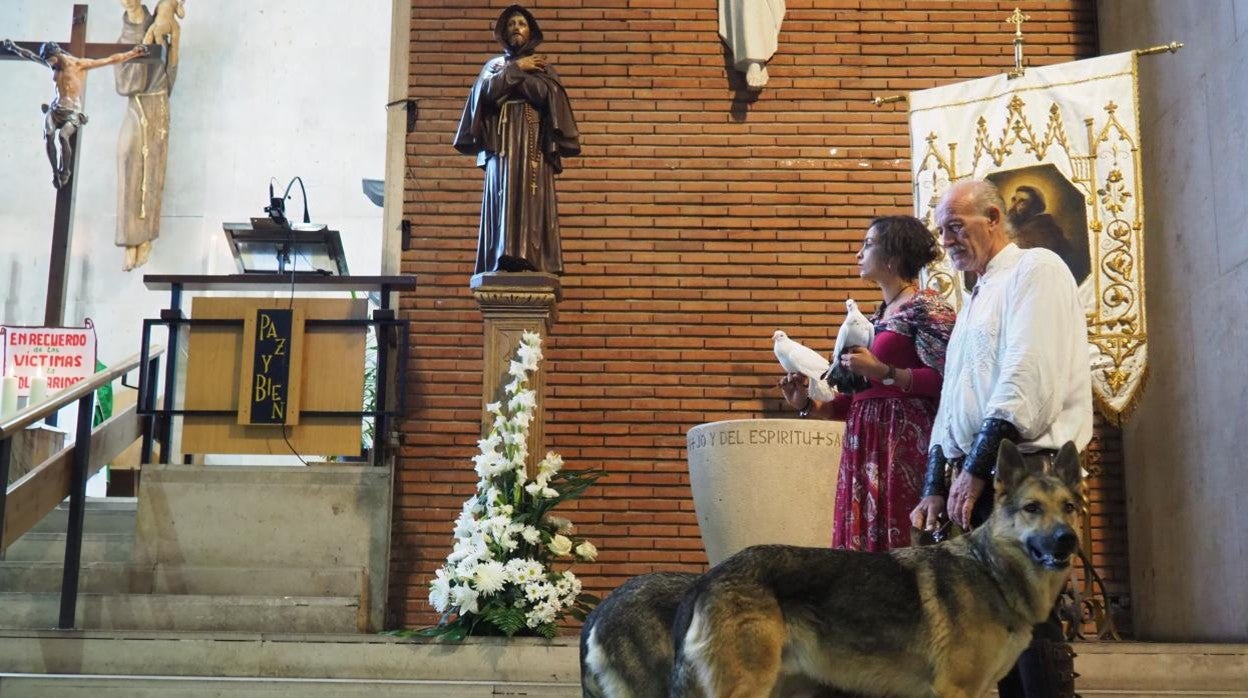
[581,572,700,697]
[669,440,1084,698]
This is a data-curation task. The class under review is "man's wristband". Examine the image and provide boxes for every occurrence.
[922,444,949,498]
[962,418,1021,480]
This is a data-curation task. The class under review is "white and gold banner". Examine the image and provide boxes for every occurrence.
[908,52,1146,423]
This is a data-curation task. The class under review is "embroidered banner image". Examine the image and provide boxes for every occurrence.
[908,52,1147,423]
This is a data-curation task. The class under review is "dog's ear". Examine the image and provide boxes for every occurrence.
[1052,441,1083,490]
[994,438,1027,493]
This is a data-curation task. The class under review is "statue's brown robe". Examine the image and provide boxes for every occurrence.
[454,34,580,275]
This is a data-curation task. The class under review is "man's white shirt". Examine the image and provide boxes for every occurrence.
[931,243,1093,457]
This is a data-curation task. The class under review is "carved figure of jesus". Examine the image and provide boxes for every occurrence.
[2,38,149,188]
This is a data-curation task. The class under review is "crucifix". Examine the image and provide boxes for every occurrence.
[1,4,163,327]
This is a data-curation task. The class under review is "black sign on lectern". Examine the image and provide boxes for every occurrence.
[249,308,293,424]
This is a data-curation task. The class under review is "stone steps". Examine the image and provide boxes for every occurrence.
[1,631,1245,696]
[0,560,365,596]
[2,532,135,563]
[0,495,370,633]
[0,675,581,697]
[0,593,362,633]
[2,673,1241,698]
[22,498,139,536]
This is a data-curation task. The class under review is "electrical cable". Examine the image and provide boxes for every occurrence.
[272,176,312,465]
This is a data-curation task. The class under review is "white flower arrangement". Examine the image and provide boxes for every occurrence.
[408,331,602,640]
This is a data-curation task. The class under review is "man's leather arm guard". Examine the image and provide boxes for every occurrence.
[921,444,949,498]
[962,418,1021,480]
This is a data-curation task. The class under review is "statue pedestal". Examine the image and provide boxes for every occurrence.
[470,272,562,475]
[686,419,845,566]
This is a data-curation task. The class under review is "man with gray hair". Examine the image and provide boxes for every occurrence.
[910,179,1092,697]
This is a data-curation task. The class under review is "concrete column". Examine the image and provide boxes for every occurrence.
[470,272,561,477]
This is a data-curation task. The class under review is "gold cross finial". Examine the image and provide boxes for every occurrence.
[1006,8,1031,79]
[1007,8,1030,38]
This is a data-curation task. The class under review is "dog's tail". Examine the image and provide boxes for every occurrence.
[668,584,701,696]
[579,612,601,698]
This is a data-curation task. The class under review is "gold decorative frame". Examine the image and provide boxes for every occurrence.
[909,52,1146,423]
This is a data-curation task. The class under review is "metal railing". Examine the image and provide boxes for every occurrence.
[137,314,407,467]
[0,345,164,629]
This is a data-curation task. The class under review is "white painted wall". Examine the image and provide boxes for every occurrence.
[0,0,389,369]
[1098,0,1248,641]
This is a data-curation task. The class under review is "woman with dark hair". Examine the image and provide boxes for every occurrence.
[780,216,956,551]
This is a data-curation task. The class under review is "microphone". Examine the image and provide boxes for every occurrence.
[264,178,287,225]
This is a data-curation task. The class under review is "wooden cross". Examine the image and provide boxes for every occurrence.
[1,4,164,327]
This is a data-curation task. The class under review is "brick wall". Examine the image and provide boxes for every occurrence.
[392,0,1123,631]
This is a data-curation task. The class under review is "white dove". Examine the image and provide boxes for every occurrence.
[772,330,838,403]
[826,298,875,394]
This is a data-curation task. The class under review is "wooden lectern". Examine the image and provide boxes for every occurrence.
[140,275,415,465]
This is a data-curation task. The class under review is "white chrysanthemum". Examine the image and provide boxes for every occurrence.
[575,541,598,561]
[450,584,480,615]
[548,534,573,556]
[512,558,546,584]
[525,601,558,628]
[524,581,555,603]
[473,560,507,595]
[429,568,452,612]
[521,330,542,348]
[559,570,583,604]
[519,525,542,545]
